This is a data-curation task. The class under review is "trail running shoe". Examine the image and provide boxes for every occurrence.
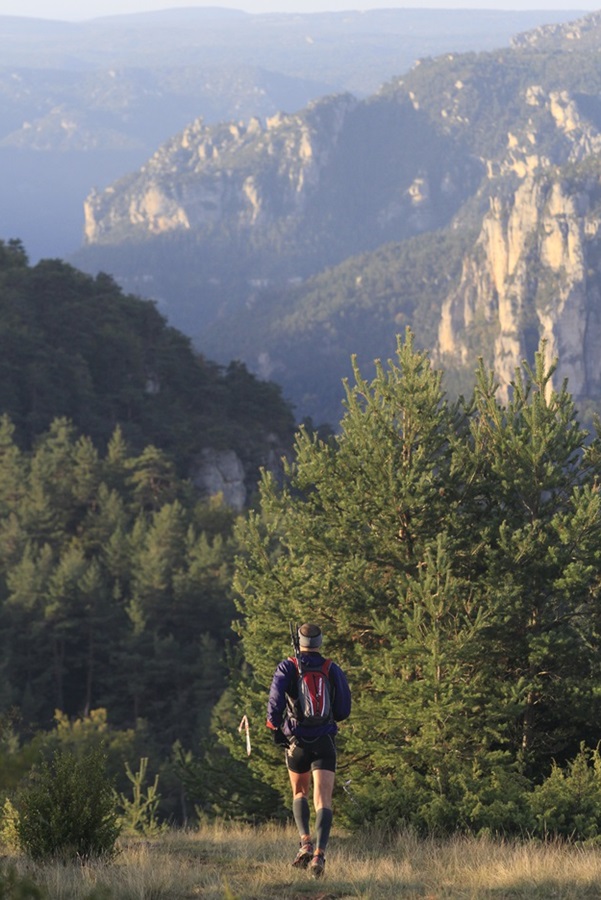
[292,839,313,868]
[309,851,326,879]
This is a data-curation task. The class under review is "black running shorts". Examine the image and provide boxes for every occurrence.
[285,734,337,774]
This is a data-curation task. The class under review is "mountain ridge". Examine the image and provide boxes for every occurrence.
[0,7,583,262]
[73,9,601,424]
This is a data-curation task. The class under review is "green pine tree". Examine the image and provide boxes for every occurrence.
[230,333,601,832]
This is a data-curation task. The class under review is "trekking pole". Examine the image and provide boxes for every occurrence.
[289,621,303,675]
[238,714,251,756]
[342,778,360,807]
[342,777,368,825]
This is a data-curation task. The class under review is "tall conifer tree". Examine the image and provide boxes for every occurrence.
[231,334,601,830]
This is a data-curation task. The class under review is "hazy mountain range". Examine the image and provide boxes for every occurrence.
[2,6,598,428]
[0,7,580,262]
[68,9,601,425]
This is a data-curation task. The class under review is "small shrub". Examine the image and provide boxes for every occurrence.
[451,754,533,836]
[117,757,166,837]
[15,747,120,862]
[529,744,601,841]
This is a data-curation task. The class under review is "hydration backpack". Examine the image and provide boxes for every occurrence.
[288,656,333,727]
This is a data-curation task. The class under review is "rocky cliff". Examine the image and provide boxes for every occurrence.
[511,11,601,52]
[84,94,358,242]
[78,85,481,303]
[436,80,601,402]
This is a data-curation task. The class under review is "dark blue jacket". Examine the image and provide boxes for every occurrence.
[266,651,351,741]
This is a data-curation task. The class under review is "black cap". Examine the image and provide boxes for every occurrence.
[299,623,322,650]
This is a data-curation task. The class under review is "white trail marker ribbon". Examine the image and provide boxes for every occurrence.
[239,715,251,756]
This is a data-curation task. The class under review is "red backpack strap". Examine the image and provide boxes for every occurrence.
[290,656,332,675]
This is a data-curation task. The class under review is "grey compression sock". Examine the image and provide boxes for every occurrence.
[315,807,333,853]
[292,797,311,838]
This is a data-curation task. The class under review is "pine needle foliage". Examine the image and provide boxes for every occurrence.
[15,748,120,862]
[116,757,165,838]
[230,331,601,834]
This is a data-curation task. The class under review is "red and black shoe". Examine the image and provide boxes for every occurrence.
[292,838,313,869]
[309,850,326,879]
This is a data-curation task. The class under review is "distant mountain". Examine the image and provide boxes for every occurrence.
[0,64,331,262]
[74,10,601,426]
[0,66,331,153]
[0,9,582,93]
[73,87,481,339]
[0,7,581,261]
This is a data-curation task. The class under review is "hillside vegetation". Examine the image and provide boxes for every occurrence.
[0,239,294,472]
[6,16,601,854]
[2,252,601,845]
[200,228,474,427]
[0,241,294,818]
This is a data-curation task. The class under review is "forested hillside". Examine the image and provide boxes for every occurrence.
[0,239,296,820]
[3,249,601,837]
[0,414,237,753]
[200,229,474,426]
[0,239,295,477]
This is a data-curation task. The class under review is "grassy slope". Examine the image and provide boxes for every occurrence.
[5,823,601,898]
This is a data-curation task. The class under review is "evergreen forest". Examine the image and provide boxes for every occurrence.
[0,240,294,820]
[3,241,601,838]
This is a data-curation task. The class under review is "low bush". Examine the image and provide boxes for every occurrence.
[528,744,601,841]
[15,747,120,862]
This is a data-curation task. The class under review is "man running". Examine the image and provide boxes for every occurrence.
[266,623,351,879]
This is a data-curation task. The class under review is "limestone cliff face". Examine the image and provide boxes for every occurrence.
[190,433,290,511]
[82,85,480,264]
[436,83,601,402]
[84,94,358,243]
[192,449,247,511]
[76,10,601,423]
[512,11,601,52]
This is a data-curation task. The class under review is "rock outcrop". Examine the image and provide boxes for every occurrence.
[436,80,601,402]
[84,94,359,244]
[192,449,247,511]
[191,432,291,511]
[81,85,480,276]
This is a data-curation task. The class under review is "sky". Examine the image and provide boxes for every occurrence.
[1,0,600,21]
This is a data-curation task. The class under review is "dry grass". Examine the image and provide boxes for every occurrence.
[4,822,601,898]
